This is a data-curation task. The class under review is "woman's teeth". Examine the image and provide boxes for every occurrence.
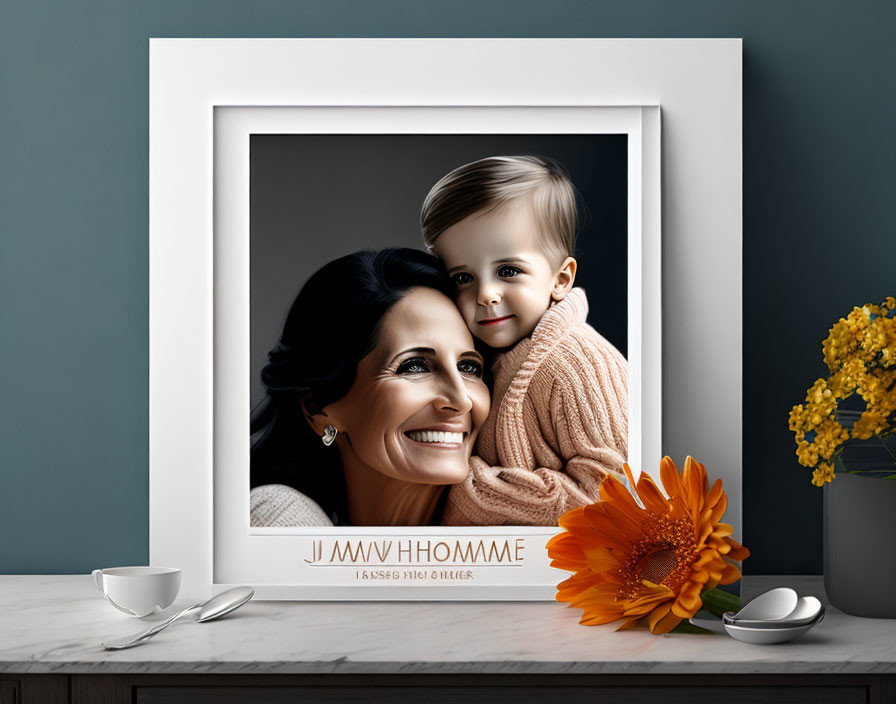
[406,430,463,444]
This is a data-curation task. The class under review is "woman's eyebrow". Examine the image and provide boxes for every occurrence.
[462,350,485,364]
[388,347,436,365]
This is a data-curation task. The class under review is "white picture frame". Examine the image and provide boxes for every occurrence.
[150,38,741,600]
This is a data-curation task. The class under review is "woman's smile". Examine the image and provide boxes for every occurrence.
[404,428,467,446]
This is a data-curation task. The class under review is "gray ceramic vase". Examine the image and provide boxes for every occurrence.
[824,470,896,618]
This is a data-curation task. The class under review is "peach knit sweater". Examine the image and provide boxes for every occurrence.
[442,288,629,526]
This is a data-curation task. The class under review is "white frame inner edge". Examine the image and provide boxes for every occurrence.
[213,105,656,600]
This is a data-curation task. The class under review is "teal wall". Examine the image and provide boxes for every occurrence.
[2,1,893,575]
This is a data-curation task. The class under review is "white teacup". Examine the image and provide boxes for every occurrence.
[92,566,182,617]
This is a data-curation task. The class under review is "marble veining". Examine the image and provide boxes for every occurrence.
[1,575,894,674]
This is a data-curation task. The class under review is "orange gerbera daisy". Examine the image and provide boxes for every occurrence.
[547,456,749,634]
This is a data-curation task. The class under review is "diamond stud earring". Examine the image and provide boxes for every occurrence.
[321,425,338,446]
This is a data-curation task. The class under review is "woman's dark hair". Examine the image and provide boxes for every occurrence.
[250,248,455,522]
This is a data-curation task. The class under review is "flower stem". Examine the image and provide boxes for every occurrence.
[700,587,743,617]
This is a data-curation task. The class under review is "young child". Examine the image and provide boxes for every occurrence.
[421,155,629,526]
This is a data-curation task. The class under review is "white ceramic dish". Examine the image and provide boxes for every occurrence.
[724,596,824,629]
[691,589,826,643]
[723,619,819,644]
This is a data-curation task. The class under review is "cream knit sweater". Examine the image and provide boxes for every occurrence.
[250,484,334,527]
[442,288,629,526]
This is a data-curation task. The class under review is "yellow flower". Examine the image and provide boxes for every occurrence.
[811,462,836,487]
[547,457,749,634]
[792,297,896,486]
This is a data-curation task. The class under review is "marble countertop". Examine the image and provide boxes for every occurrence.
[1,575,893,675]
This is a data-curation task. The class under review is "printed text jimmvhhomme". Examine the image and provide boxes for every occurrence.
[305,537,526,567]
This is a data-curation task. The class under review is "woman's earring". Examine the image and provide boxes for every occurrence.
[321,425,338,446]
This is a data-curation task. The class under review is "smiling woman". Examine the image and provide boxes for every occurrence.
[249,248,491,527]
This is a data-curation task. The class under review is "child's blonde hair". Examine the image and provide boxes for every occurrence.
[420,155,578,265]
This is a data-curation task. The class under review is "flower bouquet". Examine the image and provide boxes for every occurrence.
[789,297,896,485]
[788,297,896,616]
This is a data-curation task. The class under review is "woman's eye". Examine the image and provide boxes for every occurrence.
[497,265,522,278]
[451,272,473,286]
[457,359,483,377]
[396,358,429,375]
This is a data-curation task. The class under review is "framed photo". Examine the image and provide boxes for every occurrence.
[218,106,656,599]
[150,39,741,600]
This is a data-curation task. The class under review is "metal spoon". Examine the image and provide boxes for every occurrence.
[102,586,254,650]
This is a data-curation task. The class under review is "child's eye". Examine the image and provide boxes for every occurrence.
[457,358,483,377]
[451,272,473,286]
[396,357,430,375]
[497,265,522,278]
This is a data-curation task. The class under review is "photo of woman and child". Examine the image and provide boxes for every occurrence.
[249,146,629,528]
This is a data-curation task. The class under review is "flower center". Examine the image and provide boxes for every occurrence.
[617,514,697,599]
[638,548,678,584]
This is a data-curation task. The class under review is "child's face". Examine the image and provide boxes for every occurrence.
[434,203,573,349]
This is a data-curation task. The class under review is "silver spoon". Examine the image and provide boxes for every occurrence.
[102,586,254,650]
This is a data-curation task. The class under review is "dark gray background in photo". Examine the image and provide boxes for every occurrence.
[250,134,628,409]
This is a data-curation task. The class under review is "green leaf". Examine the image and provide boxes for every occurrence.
[700,587,742,617]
